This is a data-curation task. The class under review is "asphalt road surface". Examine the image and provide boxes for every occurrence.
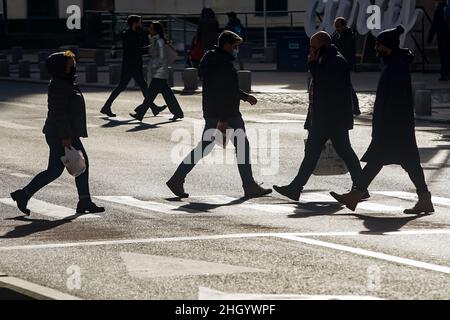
[0,81,449,300]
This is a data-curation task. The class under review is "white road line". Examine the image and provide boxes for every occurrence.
[277,235,450,275]
[0,229,449,252]
[0,101,37,109]
[427,149,450,166]
[94,196,198,214]
[198,287,382,300]
[0,120,36,130]
[374,191,450,207]
[0,198,100,220]
[244,116,304,124]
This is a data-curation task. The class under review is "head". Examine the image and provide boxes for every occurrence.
[227,11,237,21]
[201,8,216,20]
[127,15,142,31]
[64,51,76,75]
[46,51,77,80]
[334,17,347,34]
[375,25,405,58]
[218,30,243,57]
[149,21,165,39]
[310,31,332,56]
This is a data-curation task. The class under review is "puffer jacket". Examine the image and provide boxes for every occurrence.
[149,35,169,79]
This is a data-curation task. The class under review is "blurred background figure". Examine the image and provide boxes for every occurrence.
[225,11,246,70]
[197,8,220,53]
[428,0,450,81]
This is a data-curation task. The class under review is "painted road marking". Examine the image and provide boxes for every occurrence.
[0,101,38,109]
[0,120,36,130]
[94,196,198,214]
[375,191,450,207]
[277,235,450,275]
[198,287,382,300]
[427,149,450,167]
[121,252,265,278]
[0,198,100,220]
[0,229,449,252]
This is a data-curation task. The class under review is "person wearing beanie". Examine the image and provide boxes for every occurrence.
[330,25,435,215]
[428,0,450,81]
[10,51,105,215]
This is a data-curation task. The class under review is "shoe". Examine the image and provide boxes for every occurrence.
[166,177,189,198]
[329,190,364,211]
[10,189,30,215]
[76,200,105,214]
[170,114,184,122]
[403,191,435,215]
[129,112,144,122]
[100,106,116,117]
[351,186,370,200]
[244,182,272,198]
[273,184,302,202]
[152,105,167,117]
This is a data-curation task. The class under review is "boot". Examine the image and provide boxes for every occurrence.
[329,190,364,211]
[76,199,105,214]
[100,105,116,118]
[404,192,435,215]
[10,189,30,215]
[351,186,371,200]
[166,177,189,198]
[273,184,302,202]
[244,182,272,198]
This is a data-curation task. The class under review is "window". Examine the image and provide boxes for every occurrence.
[84,0,115,11]
[28,0,58,18]
[255,0,288,16]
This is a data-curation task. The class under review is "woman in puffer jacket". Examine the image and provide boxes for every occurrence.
[10,51,105,215]
[130,21,184,122]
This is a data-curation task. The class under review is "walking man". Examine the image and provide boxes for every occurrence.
[166,31,272,199]
[428,0,450,81]
[274,31,366,202]
[330,26,435,215]
[100,15,164,117]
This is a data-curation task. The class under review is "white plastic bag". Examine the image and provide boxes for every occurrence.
[60,147,86,177]
[306,140,349,176]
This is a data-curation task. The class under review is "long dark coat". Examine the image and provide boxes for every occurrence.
[361,48,420,165]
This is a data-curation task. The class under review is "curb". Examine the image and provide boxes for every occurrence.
[0,275,82,300]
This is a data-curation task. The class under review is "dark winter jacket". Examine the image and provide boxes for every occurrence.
[332,28,356,66]
[361,48,419,165]
[121,28,149,68]
[428,2,450,46]
[305,45,354,132]
[200,47,249,121]
[197,19,220,52]
[43,53,88,139]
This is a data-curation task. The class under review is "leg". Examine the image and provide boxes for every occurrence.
[401,160,428,193]
[134,78,162,117]
[290,130,329,188]
[160,79,184,117]
[102,69,132,110]
[355,161,383,192]
[351,86,361,115]
[330,131,362,187]
[132,70,148,99]
[23,135,66,197]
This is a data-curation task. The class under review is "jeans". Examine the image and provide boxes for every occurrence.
[134,78,184,117]
[291,129,362,188]
[24,135,91,200]
[172,116,255,188]
[103,66,150,108]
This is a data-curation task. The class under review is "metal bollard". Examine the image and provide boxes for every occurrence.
[414,90,432,116]
[18,60,31,78]
[168,66,174,88]
[95,50,106,66]
[0,59,10,76]
[237,70,252,93]
[38,51,51,63]
[109,64,121,85]
[11,46,23,64]
[182,68,198,94]
[39,62,51,80]
[85,64,98,83]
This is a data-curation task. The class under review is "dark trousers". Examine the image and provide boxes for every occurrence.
[103,66,149,108]
[351,86,361,115]
[172,116,255,188]
[134,78,184,117]
[291,129,362,188]
[438,40,450,78]
[356,160,428,194]
[23,135,90,200]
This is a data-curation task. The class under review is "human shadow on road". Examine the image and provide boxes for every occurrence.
[126,120,175,132]
[346,213,427,235]
[286,201,345,218]
[169,197,257,214]
[0,216,74,238]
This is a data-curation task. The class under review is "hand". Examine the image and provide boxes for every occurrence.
[62,138,72,148]
[246,95,258,105]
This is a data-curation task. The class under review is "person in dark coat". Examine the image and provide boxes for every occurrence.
[428,0,450,81]
[11,51,105,215]
[330,25,435,215]
[166,31,272,199]
[101,15,165,117]
[273,31,365,202]
[332,17,360,115]
[197,8,220,53]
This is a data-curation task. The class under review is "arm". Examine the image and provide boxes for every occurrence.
[48,85,73,140]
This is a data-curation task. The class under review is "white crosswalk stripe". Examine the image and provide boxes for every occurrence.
[374,191,450,207]
[0,198,100,219]
[0,120,36,130]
